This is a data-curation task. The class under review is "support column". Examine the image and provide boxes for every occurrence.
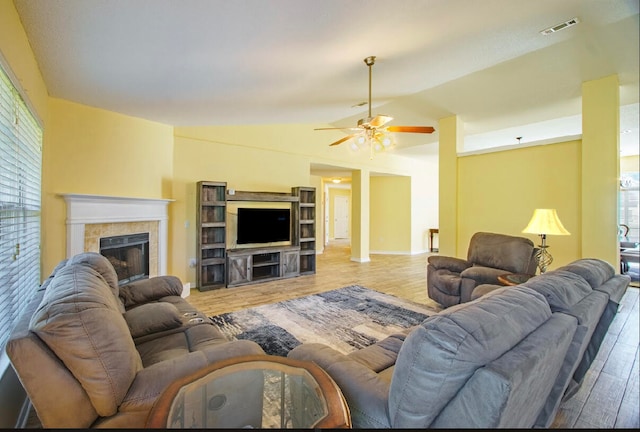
[438,115,464,256]
[581,75,620,269]
[351,169,370,262]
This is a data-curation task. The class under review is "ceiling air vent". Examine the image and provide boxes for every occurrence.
[540,17,580,35]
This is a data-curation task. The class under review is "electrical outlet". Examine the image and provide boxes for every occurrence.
[188,258,197,268]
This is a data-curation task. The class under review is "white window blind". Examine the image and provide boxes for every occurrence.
[0,65,42,352]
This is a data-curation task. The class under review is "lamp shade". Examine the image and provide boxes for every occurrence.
[522,209,570,235]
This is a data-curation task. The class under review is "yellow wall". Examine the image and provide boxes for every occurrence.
[173,126,330,283]
[438,116,463,256]
[41,98,174,275]
[370,176,412,253]
[581,75,619,266]
[0,1,49,123]
[457,140,581,269]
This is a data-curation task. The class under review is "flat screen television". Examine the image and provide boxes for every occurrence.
[237,208,291,244]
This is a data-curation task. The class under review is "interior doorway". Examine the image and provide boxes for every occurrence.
[334,195,349,239]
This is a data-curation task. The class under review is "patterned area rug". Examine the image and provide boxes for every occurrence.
[209,285,439,356]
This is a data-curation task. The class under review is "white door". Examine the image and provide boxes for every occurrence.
[334,195,349,239]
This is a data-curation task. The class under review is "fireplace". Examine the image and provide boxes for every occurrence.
[61,194,172,277]
[100,232,150,285]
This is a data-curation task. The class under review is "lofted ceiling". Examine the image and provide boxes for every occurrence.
[12,0,640,161]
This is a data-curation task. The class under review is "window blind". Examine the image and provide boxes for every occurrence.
[0,65,42,352]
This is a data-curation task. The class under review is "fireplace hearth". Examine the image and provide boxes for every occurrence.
[100,232,150,285]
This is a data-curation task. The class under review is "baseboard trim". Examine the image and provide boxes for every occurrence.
[350,256,371,263]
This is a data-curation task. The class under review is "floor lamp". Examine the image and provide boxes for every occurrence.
[522,209,570,273]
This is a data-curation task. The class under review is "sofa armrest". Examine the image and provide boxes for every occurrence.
[427,255,472,273]
[460,265,507,285]
[123,302,183,338]
[120,351,210,413]
[121,340,264,413]
[289,343,392,428]
[119,276,184,308]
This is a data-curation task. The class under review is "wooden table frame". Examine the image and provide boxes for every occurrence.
[497,273,533,286]
[146,354,351,429]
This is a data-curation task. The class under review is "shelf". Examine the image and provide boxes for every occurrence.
[197,181,227,291]
[252,260,279,268]
[227,191,299,202]
[201,222,225,228]
[201,243,226,249]
[201,257,226,266]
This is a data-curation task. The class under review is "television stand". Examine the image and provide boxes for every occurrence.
[227,245,300,287]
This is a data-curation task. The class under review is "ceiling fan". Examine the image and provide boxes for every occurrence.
[316,56,435,154]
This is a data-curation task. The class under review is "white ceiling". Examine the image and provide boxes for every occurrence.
[12,0,640,158]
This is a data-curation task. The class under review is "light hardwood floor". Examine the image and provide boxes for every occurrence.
[187,241,639,429]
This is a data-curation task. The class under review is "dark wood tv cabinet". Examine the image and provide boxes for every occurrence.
[227,245,301,287]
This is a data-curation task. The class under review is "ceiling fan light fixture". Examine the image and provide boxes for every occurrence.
[317,55,434,156]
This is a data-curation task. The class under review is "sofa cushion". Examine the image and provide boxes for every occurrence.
[119,275,184,309]
[522,270,593,313]
[429,269,462,296]
[348,333,407,372]
[389,285,551,428]
[68,252,124,313]
[124,302,183,338]
[461,265,506,285]
[427,255,471,273]
[30,262,143,417]
[466,232,535,274]
[556,258,614,289]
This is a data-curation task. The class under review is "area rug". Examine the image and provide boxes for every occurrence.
[209,285,439,357]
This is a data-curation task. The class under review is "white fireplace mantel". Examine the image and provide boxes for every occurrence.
[60,194,173,275]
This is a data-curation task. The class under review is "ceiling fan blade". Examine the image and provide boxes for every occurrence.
[329,134,356,147]
[386,125,435,134]
[315,127,361,131]
[369,115,393,128]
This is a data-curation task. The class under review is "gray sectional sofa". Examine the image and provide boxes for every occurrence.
[6,252,264,428]
[289,258,630,429]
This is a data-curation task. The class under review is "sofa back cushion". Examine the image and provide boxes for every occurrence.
[389,285,552,428]
[522,270,593,313]
[432,312,577,428]
[466,232,536,274]
[30,260,143,417]
[68,252,125,312]
[555,258,614,289]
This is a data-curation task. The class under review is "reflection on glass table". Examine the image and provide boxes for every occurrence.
[146,355,351,429]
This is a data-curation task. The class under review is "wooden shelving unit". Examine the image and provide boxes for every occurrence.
[292,186,317,275]
[196,181,227,291]
[196,182,316,288]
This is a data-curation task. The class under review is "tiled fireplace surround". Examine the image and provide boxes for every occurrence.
[61,194,172,277]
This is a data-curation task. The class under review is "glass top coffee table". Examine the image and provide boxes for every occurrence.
[146,354,351,429]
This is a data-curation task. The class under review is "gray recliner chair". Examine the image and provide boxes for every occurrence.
[427,232,538,308]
